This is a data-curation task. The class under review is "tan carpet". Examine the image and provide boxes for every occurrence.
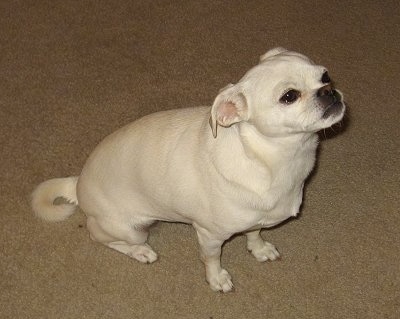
[1,1,399,318]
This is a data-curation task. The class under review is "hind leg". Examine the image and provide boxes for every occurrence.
[107,241,157,263]
[87,216,158,263]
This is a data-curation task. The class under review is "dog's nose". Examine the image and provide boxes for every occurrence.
[317,84,334,97]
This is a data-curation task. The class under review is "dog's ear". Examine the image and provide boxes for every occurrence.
[259,47,287,63]
[209,84,248,138]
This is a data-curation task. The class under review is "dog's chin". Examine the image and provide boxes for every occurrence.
[301,102,345,133]
[322,101,345,119]
[319,102,345,129]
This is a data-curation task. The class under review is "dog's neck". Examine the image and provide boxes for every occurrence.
[236,122,318,169]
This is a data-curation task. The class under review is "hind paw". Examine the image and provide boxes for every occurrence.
[127,244,158,263]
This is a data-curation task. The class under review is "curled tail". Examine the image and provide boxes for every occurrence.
[31,177,79,222]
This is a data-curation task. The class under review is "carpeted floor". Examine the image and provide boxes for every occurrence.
[1,1,399,318]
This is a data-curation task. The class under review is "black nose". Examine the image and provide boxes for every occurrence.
[317,84,334,97]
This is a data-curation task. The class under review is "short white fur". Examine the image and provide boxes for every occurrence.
[32,48,345,292]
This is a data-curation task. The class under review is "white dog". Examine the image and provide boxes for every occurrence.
[32,48,345,292]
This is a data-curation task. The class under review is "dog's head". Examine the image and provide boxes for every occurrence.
[210,47,346,138]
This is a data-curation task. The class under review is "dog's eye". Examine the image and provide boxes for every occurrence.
[321,71,331,84]
[280,89,301,104]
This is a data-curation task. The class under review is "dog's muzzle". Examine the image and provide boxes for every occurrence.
[317,85,345,119]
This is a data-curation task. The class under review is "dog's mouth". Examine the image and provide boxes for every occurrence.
[318,89,345,119]
[322,100,344,119]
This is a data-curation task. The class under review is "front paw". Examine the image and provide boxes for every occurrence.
[248,241,280,262]
[207,269,234,293]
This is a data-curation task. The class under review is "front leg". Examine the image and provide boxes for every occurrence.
[195,226,233,293]
[246,229,280,262]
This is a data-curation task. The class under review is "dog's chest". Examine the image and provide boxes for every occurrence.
[256,184,303,227]
[252,151,315,227]
[210,130,317,231]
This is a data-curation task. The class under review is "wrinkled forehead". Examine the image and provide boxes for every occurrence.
[242,53,326,90]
